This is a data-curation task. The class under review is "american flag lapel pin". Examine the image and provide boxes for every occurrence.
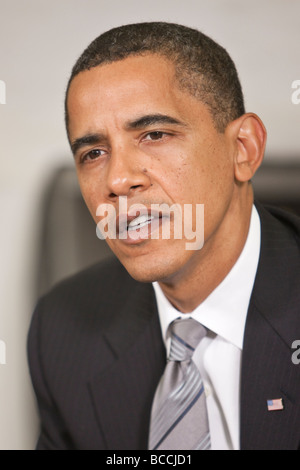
[267,398,284,411]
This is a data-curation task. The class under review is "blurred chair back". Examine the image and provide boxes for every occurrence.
[252,162,300,216]
[36,165,114,296]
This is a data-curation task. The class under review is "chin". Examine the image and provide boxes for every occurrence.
[108,238,193,284]
[119,254,185,285]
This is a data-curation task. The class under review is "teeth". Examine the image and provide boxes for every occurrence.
[128,214,154,230]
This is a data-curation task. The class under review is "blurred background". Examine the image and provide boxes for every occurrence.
[0,0,299,449]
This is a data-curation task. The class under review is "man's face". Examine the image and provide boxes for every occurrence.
[67,54,239,284]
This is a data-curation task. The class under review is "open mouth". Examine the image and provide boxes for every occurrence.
[96,199,186,244]
[116,209,165,242]
[127,214,155,232]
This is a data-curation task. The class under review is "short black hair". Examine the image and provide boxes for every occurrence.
[65,22,245,133]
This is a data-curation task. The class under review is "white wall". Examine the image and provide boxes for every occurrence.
[0,0,299,449]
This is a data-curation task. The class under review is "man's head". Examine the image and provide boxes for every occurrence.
[65,22,245,136]
[65,23,266,294]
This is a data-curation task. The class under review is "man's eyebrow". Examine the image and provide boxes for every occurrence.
[125,113,187,130]
[70,114,186,154]
[70,133,105,155]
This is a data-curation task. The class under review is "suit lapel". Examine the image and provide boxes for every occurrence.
[87,281,166,450]
[241,204,300,449]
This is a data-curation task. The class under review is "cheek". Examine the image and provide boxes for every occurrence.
[172,149,234,231]
[152,152,202,204]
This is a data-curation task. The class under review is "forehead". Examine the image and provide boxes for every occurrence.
[68,55,177,111]
[66,54,214,137]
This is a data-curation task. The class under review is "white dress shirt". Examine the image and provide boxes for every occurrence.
[152,205,261,450]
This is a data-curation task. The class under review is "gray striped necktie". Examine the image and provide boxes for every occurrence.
[148,318,211,450]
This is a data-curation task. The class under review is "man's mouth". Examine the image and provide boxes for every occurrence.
[116,209,164,242]
[127,214,155,232]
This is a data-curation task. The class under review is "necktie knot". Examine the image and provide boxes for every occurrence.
[168,318,207,362]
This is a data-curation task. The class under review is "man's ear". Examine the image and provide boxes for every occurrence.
[227,113,267,183]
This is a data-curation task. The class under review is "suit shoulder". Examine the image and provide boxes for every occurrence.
[256,202,300,246]
[31,257,140,331]
[43,257,133,302]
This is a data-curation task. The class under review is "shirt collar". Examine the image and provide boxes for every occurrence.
[153,205,261,350]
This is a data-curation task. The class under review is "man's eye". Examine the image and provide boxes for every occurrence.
[81,149,104,162]
[144,131,166,141]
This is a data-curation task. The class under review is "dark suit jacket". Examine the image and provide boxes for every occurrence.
[27,203,300,450]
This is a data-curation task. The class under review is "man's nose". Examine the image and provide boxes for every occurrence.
[104,145,151,199]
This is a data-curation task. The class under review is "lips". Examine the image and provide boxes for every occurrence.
[116,208,164,241]
[127,214,154,231]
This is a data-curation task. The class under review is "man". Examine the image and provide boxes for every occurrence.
[28,22,300,450]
